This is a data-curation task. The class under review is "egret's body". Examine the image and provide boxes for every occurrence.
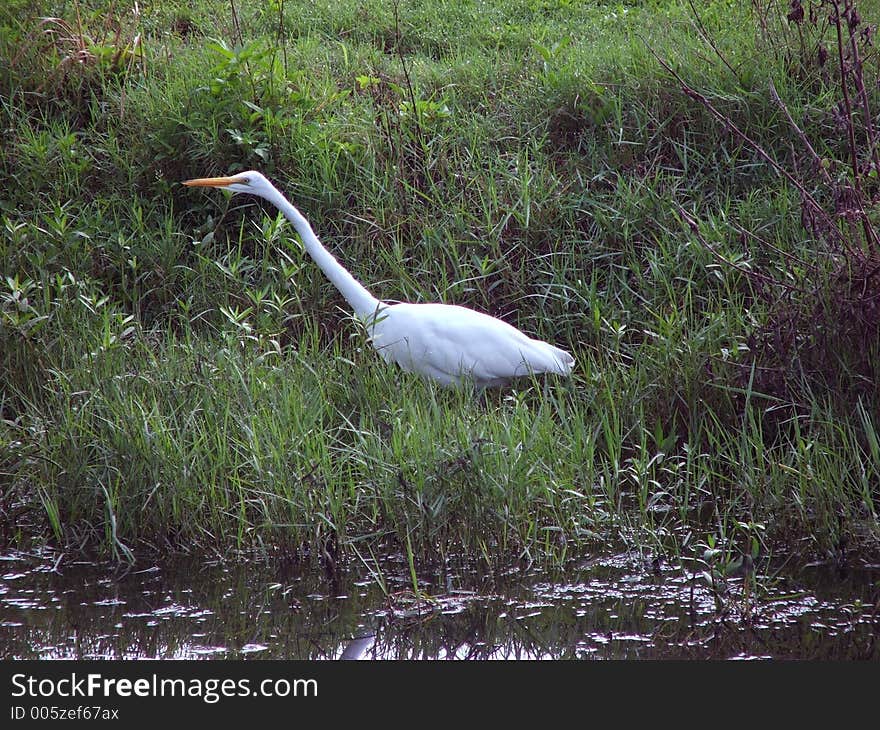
[184,171,574,387]
[369,302,572,387]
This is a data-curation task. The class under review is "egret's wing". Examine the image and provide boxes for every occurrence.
[373,303,573,385]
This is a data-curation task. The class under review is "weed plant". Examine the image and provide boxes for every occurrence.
[0,0,878,576]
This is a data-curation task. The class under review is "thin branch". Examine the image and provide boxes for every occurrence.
[676,205,807,294]
[829,0,879,251]
[648,45,852,255]
[830,0,861,188]
[768,78,833,187]
[846,10,880,179]
[730,220,819,274]
[686,0,743,84]
[228,0,244,47]
[277,0,288,76]
[393,2,423,148]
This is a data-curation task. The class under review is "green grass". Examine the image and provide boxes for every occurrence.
[1,0,879,571]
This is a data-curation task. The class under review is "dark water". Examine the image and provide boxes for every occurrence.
[1,549,877,659]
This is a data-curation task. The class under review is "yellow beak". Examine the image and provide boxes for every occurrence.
[183,176,243,188]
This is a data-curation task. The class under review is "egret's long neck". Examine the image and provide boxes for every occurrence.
[263,186,381,319]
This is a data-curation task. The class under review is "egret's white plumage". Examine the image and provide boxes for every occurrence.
[184,171,574,387]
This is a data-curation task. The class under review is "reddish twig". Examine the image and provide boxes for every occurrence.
[768,78,834,187]
[676,204,807,294]
[649,46,855,256]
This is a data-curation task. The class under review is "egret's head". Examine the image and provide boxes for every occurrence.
[183,170,273,196]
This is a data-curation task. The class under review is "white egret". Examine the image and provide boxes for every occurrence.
[184,171,574,387]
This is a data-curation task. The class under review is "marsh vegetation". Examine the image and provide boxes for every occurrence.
[1,1,879,591]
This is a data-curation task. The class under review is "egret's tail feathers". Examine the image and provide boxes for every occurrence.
[517,339,574,378]
[547,344,575,374]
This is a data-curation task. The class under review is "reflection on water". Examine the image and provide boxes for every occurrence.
[0,549,877,659]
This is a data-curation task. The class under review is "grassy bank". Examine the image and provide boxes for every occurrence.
[1,0,879,571]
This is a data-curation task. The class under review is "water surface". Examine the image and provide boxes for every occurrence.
[1,549,877,659]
